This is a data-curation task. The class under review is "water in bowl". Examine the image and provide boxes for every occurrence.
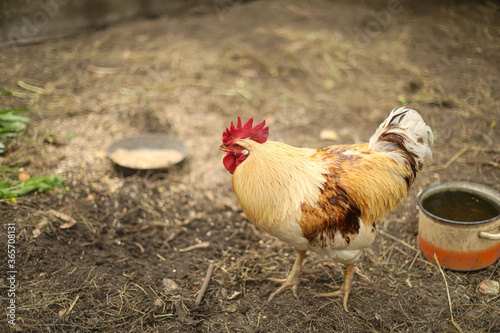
[422,190,500,223]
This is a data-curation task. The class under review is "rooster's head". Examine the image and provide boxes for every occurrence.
[219,116,269,174]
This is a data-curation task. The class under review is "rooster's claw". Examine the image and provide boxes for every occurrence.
[267,276,309,301]
[267,250,309,302]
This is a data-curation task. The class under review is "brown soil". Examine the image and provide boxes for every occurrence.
[1,0,499,332]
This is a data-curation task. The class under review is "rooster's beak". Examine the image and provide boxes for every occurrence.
[219,145,231,152]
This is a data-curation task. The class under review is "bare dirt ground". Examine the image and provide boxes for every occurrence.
[1,0,499,332]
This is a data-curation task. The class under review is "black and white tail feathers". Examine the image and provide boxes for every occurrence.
[369,108,433,184]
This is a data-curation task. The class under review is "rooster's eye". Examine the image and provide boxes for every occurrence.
[234,144,241,149]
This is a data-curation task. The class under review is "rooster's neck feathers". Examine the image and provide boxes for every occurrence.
[231,140,328,231]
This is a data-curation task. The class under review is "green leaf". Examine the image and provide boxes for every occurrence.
[0,108,25,114]
[0,175,65,199]
[11,183,38,196]
[0,113,30,123]
[397,95,409,106]
[11,91,29,98]
[64,133,76,141]
[0,108,29,143]
[0,179,11,188]
[17,81,47,95]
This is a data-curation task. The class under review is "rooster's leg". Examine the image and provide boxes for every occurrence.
[268,250,308,301]
[316,264,355,312]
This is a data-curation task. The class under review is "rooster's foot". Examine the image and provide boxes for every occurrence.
[315,263,355,312]
[267,250,309,302]
[316,285,351,312]
[267,275,308,301]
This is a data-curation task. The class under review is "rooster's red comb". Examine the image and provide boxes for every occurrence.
[222,116,269,146]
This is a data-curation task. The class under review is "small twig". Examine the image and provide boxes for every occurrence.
[378,229,418,252]
[426,146,469,171]
[179,241,210,253]
[487,259,500,280]
[458,115,467,139]
[488,161,500,168]
[195,263,215,307]
[49,209,77,229]
[459,159,500,169]
[407,251,420,271]
[87,65,118,75]
[448,303,500,311]
[58,294,80,318]
[466,146,500,153]
[434,254,463,333]
[378,243,395,261]
[133,242,145,253]
[386,244,395,263]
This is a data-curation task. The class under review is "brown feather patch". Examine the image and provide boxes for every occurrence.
[378,132,418,185]
[300,178,361,248]
[297,143,411,249]
[298,147,363,248]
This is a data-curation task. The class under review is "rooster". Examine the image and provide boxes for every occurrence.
[219,108,433,311]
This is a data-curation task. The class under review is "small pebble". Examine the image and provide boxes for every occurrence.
[162,278,180,293]
[320,129,339,141]
[18,172,30,181]
[478,280,499,296]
